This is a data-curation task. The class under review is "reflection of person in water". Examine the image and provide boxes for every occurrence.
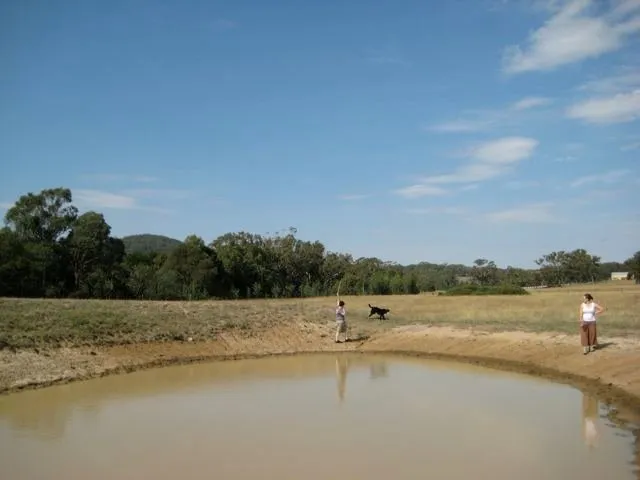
[335,356,350,403]
[581,393,599,449]
[369,362,388,380]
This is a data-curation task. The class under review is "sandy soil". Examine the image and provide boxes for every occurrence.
[2,321,640,418]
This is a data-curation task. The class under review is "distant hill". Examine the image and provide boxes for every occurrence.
[121,234,182,254]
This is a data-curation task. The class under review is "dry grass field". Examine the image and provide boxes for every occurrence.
[0,280,637,350]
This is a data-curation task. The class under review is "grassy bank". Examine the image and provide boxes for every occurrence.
[1,281,638,350]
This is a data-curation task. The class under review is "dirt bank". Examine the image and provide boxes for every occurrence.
[2,321,640,418]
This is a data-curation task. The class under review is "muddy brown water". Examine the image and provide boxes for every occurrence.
[0,353,638,480]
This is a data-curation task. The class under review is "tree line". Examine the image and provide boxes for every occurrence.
[1,188,638,300]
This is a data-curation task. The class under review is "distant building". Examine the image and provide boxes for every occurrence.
[611,272,629,280]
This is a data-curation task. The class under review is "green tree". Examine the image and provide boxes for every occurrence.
[624,251,640,284]
[535,251,567,286]
[4,188,77,243]
[471,258,499,286]
[67,212,112,289]
[161,235,218,299]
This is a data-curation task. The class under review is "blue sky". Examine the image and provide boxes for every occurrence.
[1,0,639,268]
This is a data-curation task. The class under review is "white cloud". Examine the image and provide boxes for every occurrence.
[337,194,370,201]
[502,0,640,74]
[468,136,539,164]
[570,169,630,187]
[393,137,538,198]
[504,180,541,189]
[80,174,159,183]
[393,184,449,198]
[511,96,553,110]
[407,207,467,215]
[74,189,172,213]
[621,141,640,151]
[0,202,12,210]
[612,0,640,18]
[485,202,558,223]
[74,190,138,209]
[424,136,538,185]
[566,89,640,123]
[578,66,640,93]
[570,188,624,205]
[565,142,584,151]
[426,119,495,133]
[427,96,550,134]
[553,155,578,162]
[123,188,192,200]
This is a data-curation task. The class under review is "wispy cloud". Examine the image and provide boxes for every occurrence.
[75,190,137,209]
[337,194,370,201]
[578,65,640,94]
[74,189,172,214]
[0,202,12,210]
[393,137,538,198]
[80,174,159,183]
[406,206,467,215]
[427,96,550,134]
[565,142,584,151]
[426,118,496,133]
[123,189,193,200]
[553,155,578,162]
[566,89,640,124]
[511,96,553,110]
[393,184,449,198]
[504,180,541,189]
[502,0,640,74]
[570,188,624,205]
[621,141,640,151]
[421,137,538,184]
[569,169,630,187]
[485,202,558,223]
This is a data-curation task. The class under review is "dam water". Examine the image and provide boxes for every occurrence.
[0,353,638,479]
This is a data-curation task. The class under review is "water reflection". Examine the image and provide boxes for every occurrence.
[334,357,389,402]
[0,354,638,480]
[582,393,600,449]
[335,356,350,403]
[370,362,388,380]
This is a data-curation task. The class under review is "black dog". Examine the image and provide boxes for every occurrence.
[368,304,390,321]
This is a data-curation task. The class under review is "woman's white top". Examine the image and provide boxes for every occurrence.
[581,302,599,323]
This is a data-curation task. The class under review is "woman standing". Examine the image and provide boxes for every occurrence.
[335,299,348,343]
[579,293,604,355]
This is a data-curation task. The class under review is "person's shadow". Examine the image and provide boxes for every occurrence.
[595,342,616,350]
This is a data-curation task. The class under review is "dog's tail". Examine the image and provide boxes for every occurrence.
[368,304,372,308]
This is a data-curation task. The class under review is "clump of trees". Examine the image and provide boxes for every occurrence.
[0,187,637,300]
